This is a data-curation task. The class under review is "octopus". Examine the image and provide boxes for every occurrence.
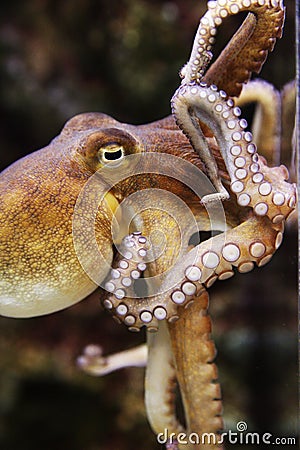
[0,0,296,449]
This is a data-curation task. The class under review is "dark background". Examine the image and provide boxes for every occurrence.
[0,1,297,449]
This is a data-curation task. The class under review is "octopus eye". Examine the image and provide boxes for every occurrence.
[98,143,125,165]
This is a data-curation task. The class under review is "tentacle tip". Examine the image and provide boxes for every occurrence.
[179,64,187,79]
[76,344,107,374]
[76,355,88,369]
[82,344,103,357]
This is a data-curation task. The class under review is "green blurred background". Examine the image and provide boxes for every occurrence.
[0,1,297,449]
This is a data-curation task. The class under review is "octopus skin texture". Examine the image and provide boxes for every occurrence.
[0,0,297,449]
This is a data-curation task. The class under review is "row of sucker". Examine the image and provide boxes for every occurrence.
[181,0,284,85]
[103,218,284,330]
[102,232,152,331]
[168,219,284,318]
[102,233,183,332]
[171,82,297,223]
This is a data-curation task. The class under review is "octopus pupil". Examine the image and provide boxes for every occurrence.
[104,149,123,161]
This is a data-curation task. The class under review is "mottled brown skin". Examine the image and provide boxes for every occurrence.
[0,111,228,318]
[169,292,223,450]
[0,1,296,449]
[0,114,113,316]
